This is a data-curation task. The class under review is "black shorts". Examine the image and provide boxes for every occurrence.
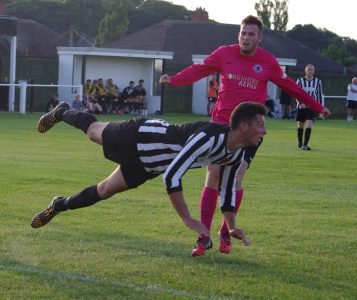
[296,108,316,122]
[102,119,159,188]
[346,100,357,109]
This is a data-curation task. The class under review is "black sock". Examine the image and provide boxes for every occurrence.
[54,185,102,211]
[304,128,311,146]
[297,128,303,145]
[54,104,70,120]
[61,110,97,133]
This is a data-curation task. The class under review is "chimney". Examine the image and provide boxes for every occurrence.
[191,7,209,22]
[0,0,5,15]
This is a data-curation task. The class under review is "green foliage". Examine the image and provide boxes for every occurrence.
[7,0,107,37]
[255,0,288,31]
[95,0,129,46]
[254,0,274,28]
[0,114,356,299]
[126,0,190,35]
[6,0,70,33]
[272,0,288,32]
[287,25,357,67]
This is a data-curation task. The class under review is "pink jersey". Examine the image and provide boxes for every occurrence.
[170,45,324,124]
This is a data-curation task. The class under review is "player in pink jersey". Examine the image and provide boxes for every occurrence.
[160,15,331,256]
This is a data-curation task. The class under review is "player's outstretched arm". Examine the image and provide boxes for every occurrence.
[320,107,331,118]
[169,191,210,238]
[223,211,250,246]
[159,74,171,85]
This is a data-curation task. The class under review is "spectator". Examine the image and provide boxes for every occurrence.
[46,93,59,112]
[280,89,293,119]
[83,92,102,114]
[134,79,147,115]
[83,79,92,95]
[207,75,219,116]
[72,94,85,111]
[265,94,276,118]
[121,81,136,113]
[106,78,120,113]
[97,78,109,114]
[346,77,357,122]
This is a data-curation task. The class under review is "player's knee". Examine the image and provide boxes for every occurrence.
[97,182,114,199]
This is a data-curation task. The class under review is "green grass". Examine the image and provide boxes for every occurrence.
[0,112,356,299]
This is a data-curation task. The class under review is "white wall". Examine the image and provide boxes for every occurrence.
[58,54,160,113]
[85,56,153,95]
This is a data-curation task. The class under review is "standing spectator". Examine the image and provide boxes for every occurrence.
[207,75,219,116]
[280,89,293,119]
[296,64,323,150]
[106,78,120,113]
[346,77,357,121]
[160,15,330,256]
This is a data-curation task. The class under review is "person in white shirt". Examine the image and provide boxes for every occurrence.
[346,77,357,121]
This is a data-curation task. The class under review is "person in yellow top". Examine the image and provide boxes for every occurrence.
[97,78,109,114]
[207,75,219,116]
[106,78,120,113]
[83,79,92,95]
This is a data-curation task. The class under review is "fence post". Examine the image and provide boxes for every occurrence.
[19,81,27,114]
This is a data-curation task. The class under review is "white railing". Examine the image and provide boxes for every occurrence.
[0,83,83,114]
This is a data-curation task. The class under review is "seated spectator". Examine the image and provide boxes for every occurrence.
[83,79,92,95]
[120,81,136,114]
[72,94,86,111]
[265,94,276,118]
[280,89,293,119]
[83,92,102,114]
[105,78,121,113]
[88,79,99,100]
[97,78,109,114]
[133,79,147,115]
[46,93,60,112]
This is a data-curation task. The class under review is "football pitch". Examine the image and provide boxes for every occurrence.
[0,112,356,299]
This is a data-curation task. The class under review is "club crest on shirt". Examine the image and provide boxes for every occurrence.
[253,64,263,73]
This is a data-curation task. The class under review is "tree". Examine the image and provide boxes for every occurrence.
[126,0,190,35]
[272,0,288,32]
[64,0,107,37]
[254,0,274,28]
[95,0,129,46]
[287,24,338,52]
[254,0,288,31]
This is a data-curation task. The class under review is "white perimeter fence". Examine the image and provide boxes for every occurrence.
[0,83,82,114]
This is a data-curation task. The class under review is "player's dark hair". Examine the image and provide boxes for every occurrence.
[241,15,263,33]
[230,102,267,130]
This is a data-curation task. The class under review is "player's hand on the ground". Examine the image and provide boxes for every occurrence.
[320,107,331,118]
[229,228,250,246]
[159,74,171,85]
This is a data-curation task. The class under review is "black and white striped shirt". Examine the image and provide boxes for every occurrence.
[296,77,323,105]
[136,119,245,212]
